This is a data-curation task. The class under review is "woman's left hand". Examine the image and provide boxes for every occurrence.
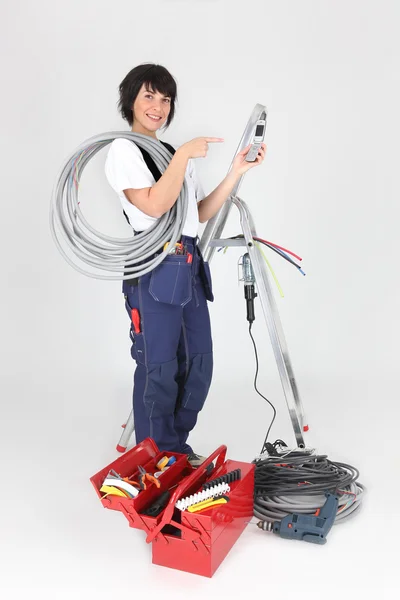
[231,143,267,176]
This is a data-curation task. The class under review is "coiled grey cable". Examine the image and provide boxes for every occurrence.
[254,483,365,524]
[50,131,189,280]
[253,447,365,525]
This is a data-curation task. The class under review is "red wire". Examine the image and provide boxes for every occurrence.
[254,237,303,262]
[73,144,95,188]
[338,489,357,499]
[73,154,80,188]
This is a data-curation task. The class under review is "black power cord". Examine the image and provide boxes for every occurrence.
[242,255,277,454]
[248,322,277,454]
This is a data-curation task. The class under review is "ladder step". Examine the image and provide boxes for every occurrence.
[209,239,247,248]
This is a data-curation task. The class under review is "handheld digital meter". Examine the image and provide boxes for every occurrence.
[245,112,267,162]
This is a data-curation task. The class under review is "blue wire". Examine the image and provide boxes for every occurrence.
[262,244,306,276]
[218,238,306,276]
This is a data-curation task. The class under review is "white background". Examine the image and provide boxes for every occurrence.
[1,0,399,598]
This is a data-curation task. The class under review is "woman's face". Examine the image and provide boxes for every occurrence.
[131,83,171,137]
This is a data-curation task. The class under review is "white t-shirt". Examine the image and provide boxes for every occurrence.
[104,138,205,237]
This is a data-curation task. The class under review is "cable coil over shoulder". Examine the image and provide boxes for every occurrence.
[49,131,189,280]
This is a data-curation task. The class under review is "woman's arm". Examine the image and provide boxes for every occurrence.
[124,147,189,218]
[197,170,241,223]
[198,142,267,223]
[124,137,223,218]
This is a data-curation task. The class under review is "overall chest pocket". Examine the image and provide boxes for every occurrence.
[149,255,192,306]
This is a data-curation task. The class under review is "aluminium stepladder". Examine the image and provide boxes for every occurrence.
[117,104,308,452]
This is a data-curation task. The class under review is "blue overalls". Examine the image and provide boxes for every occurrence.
[122,235,214,453]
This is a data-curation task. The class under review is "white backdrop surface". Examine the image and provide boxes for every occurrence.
[1,1,398,598]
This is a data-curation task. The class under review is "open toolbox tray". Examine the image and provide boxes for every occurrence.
[90,437,192,528]
[90,438,255,577]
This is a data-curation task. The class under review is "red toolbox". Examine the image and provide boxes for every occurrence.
[90,438,255,577]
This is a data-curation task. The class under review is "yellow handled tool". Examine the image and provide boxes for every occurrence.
[187,495,229,513]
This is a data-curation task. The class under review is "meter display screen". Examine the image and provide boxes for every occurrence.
[255,124,264,137]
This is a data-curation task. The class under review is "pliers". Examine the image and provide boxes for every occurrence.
[137,465,161,490]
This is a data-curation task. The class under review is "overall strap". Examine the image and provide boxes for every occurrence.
[122,140,176,226]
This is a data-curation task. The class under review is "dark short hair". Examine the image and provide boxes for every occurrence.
[117,63,177,129]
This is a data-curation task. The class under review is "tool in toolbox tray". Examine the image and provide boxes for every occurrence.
[202,468,241,490]
[156,455,175,470]
[154,468,169,478]
[100,469,141,498]
[156,456,169,470]
[137,464,161,490]
[100,484,130,499]
[175,481,231,511]
[173,468,242,512]
[141,490,171,517]
[187,494,230,513]
[153,455,176,478]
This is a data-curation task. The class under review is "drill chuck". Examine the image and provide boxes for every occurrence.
[257,520,274,532]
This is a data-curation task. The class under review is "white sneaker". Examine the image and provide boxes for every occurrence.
[187,452,206,467]
[187,452,214,472]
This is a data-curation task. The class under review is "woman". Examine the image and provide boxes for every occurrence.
[105,63,266,465]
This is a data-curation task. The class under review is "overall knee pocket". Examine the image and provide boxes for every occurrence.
[143,358,179,417]
[182,353,213,412]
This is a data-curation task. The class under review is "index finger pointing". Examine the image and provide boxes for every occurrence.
[205,137,224,142]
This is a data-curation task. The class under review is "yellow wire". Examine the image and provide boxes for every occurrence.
[255,242,285,298]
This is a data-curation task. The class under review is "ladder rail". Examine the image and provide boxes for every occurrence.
[232,196,307,447]
[199,103,267,263]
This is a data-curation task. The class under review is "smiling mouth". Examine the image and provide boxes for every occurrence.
[146,114,162,121]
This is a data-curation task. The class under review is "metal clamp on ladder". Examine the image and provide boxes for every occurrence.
[117,104,308,451]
